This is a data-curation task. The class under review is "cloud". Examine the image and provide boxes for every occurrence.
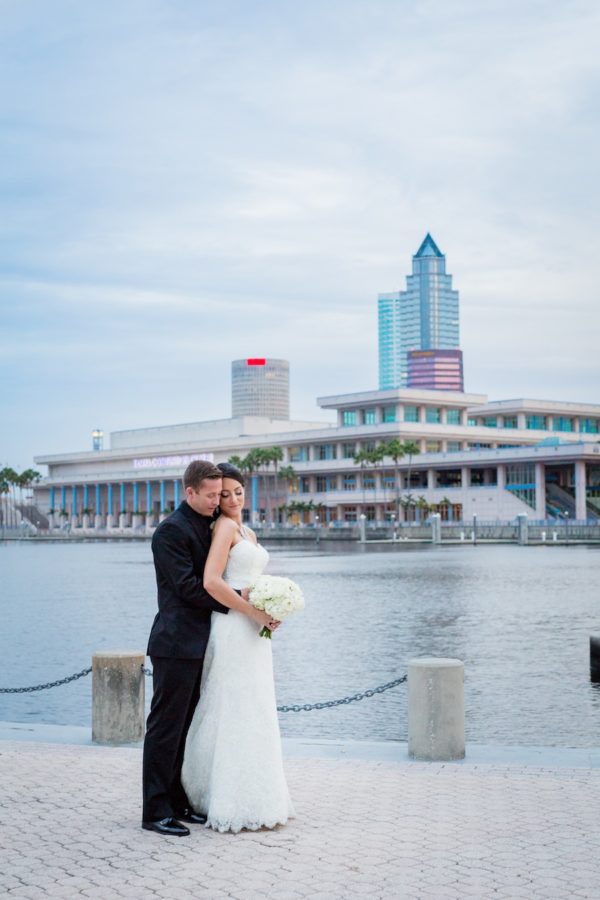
[1,0,599,465]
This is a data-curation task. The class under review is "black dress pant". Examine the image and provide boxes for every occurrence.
[142,656,204,822]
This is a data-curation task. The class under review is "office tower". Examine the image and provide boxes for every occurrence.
[231,358,290,419]
[378,234,460,389]
[407,349,464,392]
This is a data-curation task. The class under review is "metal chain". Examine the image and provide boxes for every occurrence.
[1,667,407,711]
[0,667,92,694]
[141,667,407,712]
[275,675,407,712]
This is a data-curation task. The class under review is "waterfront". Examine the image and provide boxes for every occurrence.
[1,540,598,746]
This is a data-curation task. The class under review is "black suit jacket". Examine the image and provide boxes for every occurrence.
[147,501,229,658]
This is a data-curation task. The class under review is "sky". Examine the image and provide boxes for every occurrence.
[1,0,599,470]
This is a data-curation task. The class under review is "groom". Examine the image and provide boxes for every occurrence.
[142,459,229,837]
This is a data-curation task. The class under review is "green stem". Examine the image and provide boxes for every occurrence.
[259,626,273,639]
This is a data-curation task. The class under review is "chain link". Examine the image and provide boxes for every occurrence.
[141,667,407,712]
[0,667,92,694]
[275,675,407,712]
[1,666,407,711]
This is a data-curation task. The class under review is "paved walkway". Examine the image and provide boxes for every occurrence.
[2,738,600,899]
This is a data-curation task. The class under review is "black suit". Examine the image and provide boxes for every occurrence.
[142,501,229,822]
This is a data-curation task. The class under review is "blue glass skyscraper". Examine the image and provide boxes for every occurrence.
[378,234,460,389]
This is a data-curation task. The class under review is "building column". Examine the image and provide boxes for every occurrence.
[427,469,436,490]
[173,479,180,507]
[95,484,101,513]
[106,484,114,527]
[71,485,78,516]
[251,475,259,523]
[160,480,166,511]
[120,483,126,514]
[535,462,546,519]
[49,487,55,510]
[419,406,426,424]
[517,413,527,430]
[497,464,506,491]
[133,482,139,512]
[83,484,89,510]
[146,481,153,513]
[575,461,587,521]
[461,467,470,489]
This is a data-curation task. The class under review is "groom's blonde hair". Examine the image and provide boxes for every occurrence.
[183,460,222,491]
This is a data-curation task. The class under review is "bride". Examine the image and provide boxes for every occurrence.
[181,462,295,833]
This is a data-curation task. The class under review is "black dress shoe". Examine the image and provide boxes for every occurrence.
[176,808,207,825]
[142,817,190,836]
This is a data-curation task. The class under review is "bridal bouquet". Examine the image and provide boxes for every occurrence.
[248,575,305,639]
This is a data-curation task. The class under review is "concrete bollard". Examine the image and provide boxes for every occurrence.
[591,636,600,683]
[430,513,441,544]
[408,657,465,761]
[517,513,528,545]
[92,651,145,744]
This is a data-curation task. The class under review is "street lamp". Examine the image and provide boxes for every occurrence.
[391,512,397,542]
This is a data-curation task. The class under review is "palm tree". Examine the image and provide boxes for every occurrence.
[278,464,297,521]
[416,495,430,523]
[402,440,421,494]
[383,439,405,520]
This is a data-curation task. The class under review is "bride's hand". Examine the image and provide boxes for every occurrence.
[248,606,280,630]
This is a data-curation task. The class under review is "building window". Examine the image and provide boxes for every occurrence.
[343,475,357,491]
[342,410,357,426]
[326,475,338,491]
[483,417,497,428]
[383,474,395,489]
[289,446,308,462]
[426,407,441,424]
[299,477,311,493]
[403,405,419,423]
[365,506,376,521]
[382,405,396,423]
[426,441,442,453]
[467,417,477,426]
[363,473,375,489]
[315,443,337,461]
[580,418,599,434]
[362,408,377,425]
[553,416,574,432]
[343,506,357,522]
[342,442,356,458]
[503,416,518,429]
[526,415,547,430]
[468,442,492,449]
[436,469,462,487]
[446,409,461,425]
[447,441,462,452]
[505,462,536,509]
[316,476,327,492]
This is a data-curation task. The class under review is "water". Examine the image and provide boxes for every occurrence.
[1,540,599,746]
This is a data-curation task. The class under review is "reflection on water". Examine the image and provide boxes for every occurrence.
[1,540,599,746]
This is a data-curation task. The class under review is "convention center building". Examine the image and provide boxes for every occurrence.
[34,381,600,528]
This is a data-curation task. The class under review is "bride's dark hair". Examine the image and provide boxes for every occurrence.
[216,462,245,486]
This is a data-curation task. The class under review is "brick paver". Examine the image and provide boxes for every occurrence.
[1,741,599,898]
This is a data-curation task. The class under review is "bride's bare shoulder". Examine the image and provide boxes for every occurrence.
[212,516,237,536]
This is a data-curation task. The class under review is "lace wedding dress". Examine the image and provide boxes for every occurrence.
[181,535,295,833]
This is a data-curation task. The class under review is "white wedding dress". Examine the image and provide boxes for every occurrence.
[181,534,295,833]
